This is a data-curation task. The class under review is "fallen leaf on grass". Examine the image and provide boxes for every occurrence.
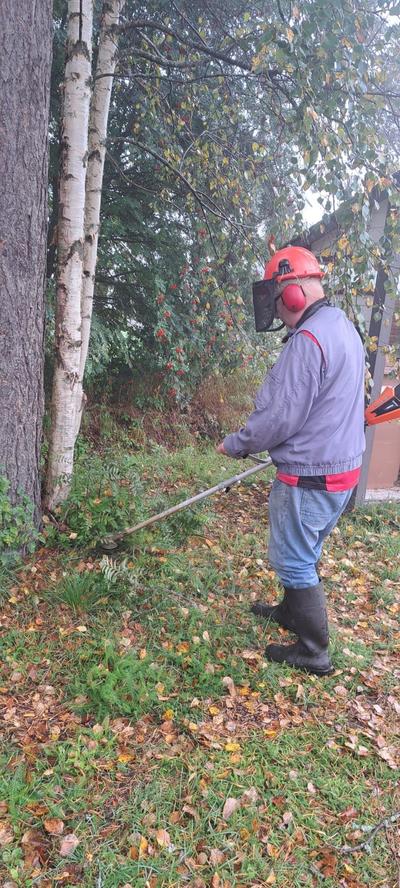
[155,828,171,848]
[117,752,135,763]
[0,823,13,846]
[241,787,259,805]
[59,833,80,857]
[333,684,348,697]
[224,741,241,753]
[129,835,148,860]
[44,818,64,835]
[222,676,236,697]
[377,746,398,769]
[241,649,261,663]
[210,849,225,865]
[21,828,50,867]
[339,806,358,822]
[315,847,338,878]
[182,804,198,821]
[222,797,241,820]
[209,705,220,716]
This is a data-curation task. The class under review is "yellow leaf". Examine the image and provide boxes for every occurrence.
[224,741,241,753]
[209,705,220,716]
[176,641,190,653]
[118,752,135,763]
[139,836,148,857]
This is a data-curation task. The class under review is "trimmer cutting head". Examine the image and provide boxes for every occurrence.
[101,538,119,552]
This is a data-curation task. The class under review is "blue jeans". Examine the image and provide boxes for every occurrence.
[268,479,353,588]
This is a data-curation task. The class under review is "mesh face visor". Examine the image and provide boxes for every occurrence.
[252,278,284,332]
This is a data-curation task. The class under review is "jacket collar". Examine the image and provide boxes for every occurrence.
[282,299,329,342]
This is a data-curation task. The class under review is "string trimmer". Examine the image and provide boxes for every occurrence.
[100,379,400,552]
[101,455,272,551]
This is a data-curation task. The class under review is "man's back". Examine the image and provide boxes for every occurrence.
[269,303,365,474]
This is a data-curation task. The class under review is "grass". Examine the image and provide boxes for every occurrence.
[0,444,398,887]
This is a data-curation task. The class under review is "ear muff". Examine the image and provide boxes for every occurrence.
[280,283,306,312]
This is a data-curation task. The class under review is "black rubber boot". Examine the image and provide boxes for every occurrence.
[250,590,296,631]
[264,582,333,676]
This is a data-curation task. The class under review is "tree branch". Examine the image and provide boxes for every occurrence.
[337,811,400,855]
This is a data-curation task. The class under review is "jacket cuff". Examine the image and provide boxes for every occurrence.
[222,432,248,459]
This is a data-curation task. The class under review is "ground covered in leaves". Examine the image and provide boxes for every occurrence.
[0,446,399,887]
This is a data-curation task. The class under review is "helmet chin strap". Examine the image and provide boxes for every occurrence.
[268,321,285,332]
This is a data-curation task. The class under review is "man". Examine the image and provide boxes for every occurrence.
[217,246,365,675]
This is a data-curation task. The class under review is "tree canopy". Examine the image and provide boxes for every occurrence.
[46,0,400,402]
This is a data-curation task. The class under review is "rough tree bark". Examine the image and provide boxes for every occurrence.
[45,0,93,510]
[0,0,53,524]
[76,0,125,438]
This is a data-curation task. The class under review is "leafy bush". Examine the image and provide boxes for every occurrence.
[0,476,38,564]
[44,445,214,549]
[44,451,145,547]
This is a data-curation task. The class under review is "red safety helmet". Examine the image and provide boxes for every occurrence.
[264,246,324,283]
[253,246,324,332]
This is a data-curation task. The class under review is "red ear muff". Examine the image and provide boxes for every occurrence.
[281,284,306,312]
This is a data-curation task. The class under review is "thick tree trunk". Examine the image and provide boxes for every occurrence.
[75,0,125,437]
[45,0,93,510]
[0,0,53,525]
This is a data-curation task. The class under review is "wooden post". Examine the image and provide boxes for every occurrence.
[355,265,397,504]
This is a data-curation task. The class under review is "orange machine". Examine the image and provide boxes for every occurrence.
[365,383,400,425]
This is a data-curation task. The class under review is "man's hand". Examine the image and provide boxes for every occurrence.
[216,442,228,455]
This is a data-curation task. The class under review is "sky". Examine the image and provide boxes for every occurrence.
[302,189,324,226]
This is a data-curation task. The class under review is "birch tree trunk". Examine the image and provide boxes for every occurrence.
[0,0,52,526]
[45,0,93,510]
[75,0,125,438]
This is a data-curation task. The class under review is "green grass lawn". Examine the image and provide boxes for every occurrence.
[0,444,399,887]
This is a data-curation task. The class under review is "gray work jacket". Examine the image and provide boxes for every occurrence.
[223,303,365,475]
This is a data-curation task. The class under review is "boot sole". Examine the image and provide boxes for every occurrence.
[264,650,334,676]
[296,663,334,676]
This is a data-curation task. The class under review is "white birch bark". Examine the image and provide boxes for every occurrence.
[45,0,93,510]
[75,0,125,438]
